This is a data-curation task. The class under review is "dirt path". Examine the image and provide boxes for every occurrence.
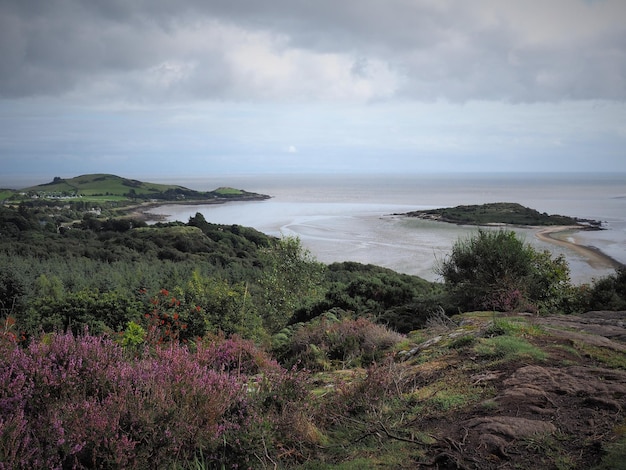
[535,225,623,269]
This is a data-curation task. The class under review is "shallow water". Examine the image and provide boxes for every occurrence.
[150,173,626,284]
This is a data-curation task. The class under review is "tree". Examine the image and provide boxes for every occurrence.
[178,270,262,339]
[436,229,570,313]
[257,236,325,332]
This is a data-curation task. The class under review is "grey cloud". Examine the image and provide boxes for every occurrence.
[1,0,625,102]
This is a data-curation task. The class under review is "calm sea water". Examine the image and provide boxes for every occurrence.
[150,173,626,284]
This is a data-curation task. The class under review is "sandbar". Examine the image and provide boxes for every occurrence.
[535,226,623,270]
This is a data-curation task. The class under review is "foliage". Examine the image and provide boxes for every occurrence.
[256,236,326,332]
[436,229,571,313]
[293,262,442,333]
[179,270,263,340]
[277,313,404,370]
[0,331,317,469]
[23,288,144,337]
[586,266,626,311]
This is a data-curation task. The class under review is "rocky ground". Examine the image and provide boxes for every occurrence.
[405,311,626,469]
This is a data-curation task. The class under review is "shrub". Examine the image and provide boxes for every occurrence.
[320,358,407,423]
[0,333,246,468]
[282,315,404,370]
[587,267,626,311]
[436,229,570,313]
[0,331,321,469]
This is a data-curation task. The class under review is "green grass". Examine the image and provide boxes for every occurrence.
[573,342,626,369]
[474,335,547,362]
[0,189,15,201]
[448,334,476,350]
[521,432,577,470]
[25,174,185,197]
[592,435,626,470]
[213,187,244,196]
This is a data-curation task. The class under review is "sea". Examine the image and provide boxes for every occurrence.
[148,172,626,285]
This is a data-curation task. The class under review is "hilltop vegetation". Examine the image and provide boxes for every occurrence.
[403,202,601,227]
[1,173,269,204]
[0,186,625,469]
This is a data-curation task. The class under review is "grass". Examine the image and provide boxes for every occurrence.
[0,189,15,201]
[474,335,548,362]
[592,423,626,470]
[448,334,476,350]
[572,341,626,369]
[484,317,545,338]
[25,174,183,196]
[213,187,244,196]
[521,432,577,470]
[592,435,626,470]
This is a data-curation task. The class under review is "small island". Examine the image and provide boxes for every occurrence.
[400,202,601,228]
[399,202,623,269]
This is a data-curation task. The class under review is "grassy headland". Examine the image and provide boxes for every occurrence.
[1,173,270,206]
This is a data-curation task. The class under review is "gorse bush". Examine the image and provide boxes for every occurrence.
[0,331,314,469]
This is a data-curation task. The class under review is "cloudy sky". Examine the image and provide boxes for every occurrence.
[1,0,625,185]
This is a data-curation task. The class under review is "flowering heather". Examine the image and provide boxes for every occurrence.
[196,333,280,375]
[0,332,258,468]
[0,329,320,469]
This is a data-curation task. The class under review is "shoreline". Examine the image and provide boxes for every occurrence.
[534,226,624,270]
[132,201,623,276]
[121,197,269,222]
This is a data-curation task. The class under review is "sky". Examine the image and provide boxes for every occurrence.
[1,0,626,186]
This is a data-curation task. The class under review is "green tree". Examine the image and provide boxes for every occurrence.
[436,229,570,313]
[257,236,325,332]
[179,271,262,339]
[24,288,144,335]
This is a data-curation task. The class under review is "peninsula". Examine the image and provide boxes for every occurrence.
[4,174,270,204]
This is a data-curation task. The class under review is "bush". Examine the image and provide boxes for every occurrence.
[587,267,626,311]
[280,315,404,370]
[0,331,319,469]
[436,229,571,313]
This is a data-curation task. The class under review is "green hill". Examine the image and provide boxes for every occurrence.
[27,174,186,197]
[3,174,269,203]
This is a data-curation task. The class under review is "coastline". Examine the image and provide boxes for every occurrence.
[534,226,624,270]
[122,197,269,222]
[131,200,623,278]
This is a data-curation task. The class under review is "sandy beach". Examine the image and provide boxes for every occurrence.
[535,226,624,270]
